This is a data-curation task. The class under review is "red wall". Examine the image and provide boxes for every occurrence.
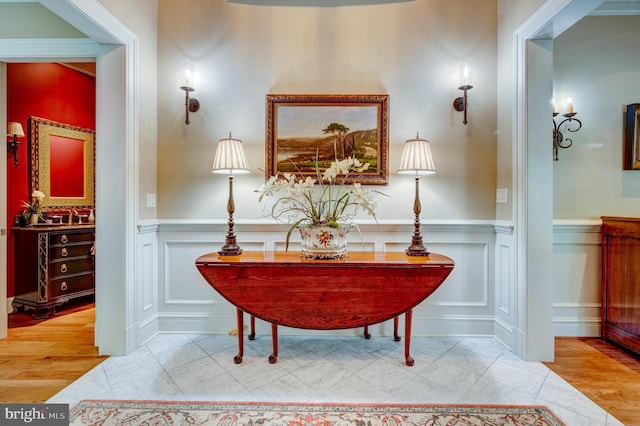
[6,63,96,297]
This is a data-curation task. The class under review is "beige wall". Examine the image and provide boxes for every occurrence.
[553,16,640,219]
[495,0,546,221]
[97,0,159,221]
[156,0,498,221]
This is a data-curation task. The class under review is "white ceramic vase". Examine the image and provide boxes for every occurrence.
[298,225,350,260]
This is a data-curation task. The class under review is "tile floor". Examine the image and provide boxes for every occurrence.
[49,334,624,425]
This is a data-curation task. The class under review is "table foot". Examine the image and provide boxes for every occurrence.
[270,323,279,364]
[404,309,413,366]
[248,315,256,340]
[364,325,371,339]
[235,308,244,364]
[393,316,401,341]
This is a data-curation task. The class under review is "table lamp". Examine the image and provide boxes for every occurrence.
[398,132,436,256]
[212,133,250,255]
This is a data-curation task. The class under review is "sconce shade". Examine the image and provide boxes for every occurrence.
[398,134,436,175]
[212,134,250,175]
[7,122,25,137]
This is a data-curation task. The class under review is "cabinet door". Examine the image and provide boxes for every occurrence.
[603,232,640,353]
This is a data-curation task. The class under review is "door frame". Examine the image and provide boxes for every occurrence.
[0,0,138,355]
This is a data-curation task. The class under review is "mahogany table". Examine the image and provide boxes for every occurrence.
[195,251,454,366]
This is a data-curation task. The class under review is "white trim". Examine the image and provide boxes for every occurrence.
[0,38,99,61]
[512,0,606,361]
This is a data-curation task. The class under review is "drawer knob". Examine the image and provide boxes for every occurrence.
[60,264,68,273]
[61,235,69,243]
[61,248,68,257]
[61,282,68,291]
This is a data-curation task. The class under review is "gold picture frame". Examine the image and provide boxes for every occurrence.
[624,104,640,170]
[29,116,95,209]
[266,94,389,185]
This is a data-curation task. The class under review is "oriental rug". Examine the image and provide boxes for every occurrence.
[70,400,567,426]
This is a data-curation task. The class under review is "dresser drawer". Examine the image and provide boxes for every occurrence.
[49,258,95,279]
[50,231,94,245]
[49,274,95,299]
[50,243,93,260]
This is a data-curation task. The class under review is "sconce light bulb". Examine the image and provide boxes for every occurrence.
[566,97,574,114]
[184,69,193,89]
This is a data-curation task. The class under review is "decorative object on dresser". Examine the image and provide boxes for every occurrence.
[601,216,640,356]
[398,133,436,256]
[624,103,640,170]
[13,225,95,319]
[21,189,46,225]
[265,94,389,185]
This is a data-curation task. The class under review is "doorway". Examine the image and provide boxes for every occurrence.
[1,0,135,356]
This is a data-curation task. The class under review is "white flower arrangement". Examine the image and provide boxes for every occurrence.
[256,157,385,249]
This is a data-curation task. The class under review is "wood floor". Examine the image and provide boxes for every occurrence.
[0,300,107,404]
[1,306,639,425]
[544,337,640,425]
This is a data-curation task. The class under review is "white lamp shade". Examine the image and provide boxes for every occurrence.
[212,134,250,175]
[398,134,436,175]
[7,122,25,137]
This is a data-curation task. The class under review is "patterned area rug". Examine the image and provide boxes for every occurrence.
[70,400,567,425]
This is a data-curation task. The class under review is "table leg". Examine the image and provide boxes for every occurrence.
[233,308,244,364]
[393,316,401,341]
[268,323,278,364]
[364,325,371,339]
[248,315,256,340]
[404,310,414,366]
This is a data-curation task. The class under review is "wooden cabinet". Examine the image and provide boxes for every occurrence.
[13,225,95,319]
[601,217,640,355]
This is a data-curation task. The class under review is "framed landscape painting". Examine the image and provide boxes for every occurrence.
[266,94,389,185]
[624,103,640,170]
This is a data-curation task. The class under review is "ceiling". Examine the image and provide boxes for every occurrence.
[591,0,640,15]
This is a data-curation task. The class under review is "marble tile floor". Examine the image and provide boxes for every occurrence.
[49,334,624,426]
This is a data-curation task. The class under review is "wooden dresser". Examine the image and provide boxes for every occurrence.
[13,225,95,319]
[601,217,640,355]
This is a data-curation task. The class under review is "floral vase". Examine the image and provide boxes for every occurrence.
[29,214,39,225]
[298,225,350,260]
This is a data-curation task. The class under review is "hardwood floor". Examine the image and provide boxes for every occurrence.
[544,337,640,426]
[1,306,639,425]
[0,300,107,404]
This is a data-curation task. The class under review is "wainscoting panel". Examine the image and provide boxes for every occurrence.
[134,228,160,347]
[552,221,602,337]
[493,223,515,349]
[149,221,499,339]
[130,220,603,351]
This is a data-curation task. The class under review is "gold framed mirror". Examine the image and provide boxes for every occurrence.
[29,116,95,209]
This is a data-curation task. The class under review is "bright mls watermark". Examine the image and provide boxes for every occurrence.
[1,404,68,425]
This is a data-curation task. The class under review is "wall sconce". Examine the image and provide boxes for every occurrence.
[453,61,473,125]
[552,97,583,161]
[179,63,200,125]
[398,132,436,256]
[6,121,25,167]
[212,133,250,256]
